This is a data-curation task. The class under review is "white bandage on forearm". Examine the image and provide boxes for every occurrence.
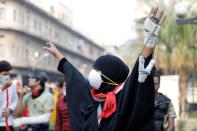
[144,18,160,48]
[13,113,51,127]
[144,32,158,48]
[138,56,155,83]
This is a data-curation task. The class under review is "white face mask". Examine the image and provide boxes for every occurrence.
[88,69,103,90]
[0,75,10,84]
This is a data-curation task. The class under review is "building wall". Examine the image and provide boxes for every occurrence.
[27,0,73,26]
[0,0,104,79]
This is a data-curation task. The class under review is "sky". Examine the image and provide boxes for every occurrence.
[32,0,138,46]
[60,0,137,46]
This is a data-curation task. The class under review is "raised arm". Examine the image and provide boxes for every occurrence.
[43,41,64,61]
[138,6,166,83]
[43,41,88,85]
[14,87,30,117]
[43,40,93,131]
[142,6,166,58]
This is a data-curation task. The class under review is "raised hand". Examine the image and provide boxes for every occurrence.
[138,55,155,83]
[17,86,30,96]
[43,41,64,61]
[148,6,166,25]
[144,6,167,48]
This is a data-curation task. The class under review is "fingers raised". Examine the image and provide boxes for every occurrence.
[148,6,167,25]
[148,7,155,18]
[160,15,167,25]
[152,6,158,18]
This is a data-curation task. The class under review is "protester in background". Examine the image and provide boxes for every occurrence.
[14,71,54,131]
[0,60,18,131]
[154,71,176,131]
[57,79,65,98]
[55,79,72,131]
[49,81,61,130]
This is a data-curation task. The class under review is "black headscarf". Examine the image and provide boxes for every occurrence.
[93,54,129,84]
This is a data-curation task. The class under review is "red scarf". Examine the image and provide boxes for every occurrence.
[31,89,40,96]
[91,83,123,120]
[5,89,10,131]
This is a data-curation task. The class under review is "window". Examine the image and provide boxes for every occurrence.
[0,8,5,20]
[77,44,82,50]
[17,45,22,59]
[45,21,48,34]
[49,27,52,36]
[25,49,29,60]
[77,40,84,51]
[11,45,16,57]
[26,10,30,22]
[54,30,58,38]
[38,21,42,31]
[34,19,37,30]
[26,14,30,29]
[50,6,54,14]
[90,46,94,54]
[13,9,16,21]
[21,13,24,25]
[18,11,22,23]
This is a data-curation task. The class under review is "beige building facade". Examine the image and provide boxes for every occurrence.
[0,0,104,81]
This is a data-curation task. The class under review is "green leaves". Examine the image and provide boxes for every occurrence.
[155,1,196,75]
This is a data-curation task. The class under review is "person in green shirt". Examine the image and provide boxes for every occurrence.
[14,71,54,131]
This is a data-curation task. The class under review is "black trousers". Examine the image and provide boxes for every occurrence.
[0,126,14,131]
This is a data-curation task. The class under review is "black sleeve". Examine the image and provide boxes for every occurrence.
[115,54,155,131]
[57,58,94,130]
[57,58,90,96]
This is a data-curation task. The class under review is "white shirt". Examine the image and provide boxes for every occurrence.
[0,83,18,126]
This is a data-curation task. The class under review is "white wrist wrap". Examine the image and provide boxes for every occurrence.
[144,18,160,48]
[138,56,155,83]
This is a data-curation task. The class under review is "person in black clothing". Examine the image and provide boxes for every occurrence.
[43,6,166,131]
[154,71,176,131]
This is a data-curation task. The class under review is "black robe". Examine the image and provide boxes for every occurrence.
[57,54,155,131]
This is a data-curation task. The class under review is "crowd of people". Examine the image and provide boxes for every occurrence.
[0,61,71,131]
[0,6,177,131]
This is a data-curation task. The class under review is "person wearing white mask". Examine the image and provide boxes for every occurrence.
[43,6,166,131]
[0,60,18,131]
